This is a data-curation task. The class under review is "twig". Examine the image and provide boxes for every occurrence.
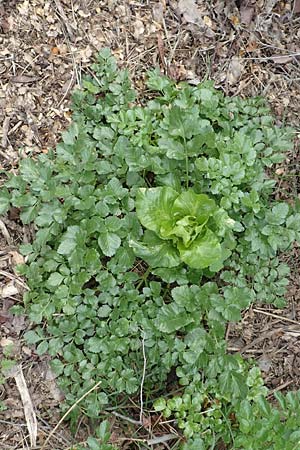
[241,52,300,61]
[267,380,294,398]
[139,330,147,424]
[58,71,75,107]
[8,120,23,136]
[252,308,300,325]
[157,32,167,72]
[111,411,142,426]
[147,433,178,445]
[40,381,102,450]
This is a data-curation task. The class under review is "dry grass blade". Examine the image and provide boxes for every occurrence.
[147,433,178,445]
[11,365,38,447]
[40,381,102,450]
[252,308,300,326]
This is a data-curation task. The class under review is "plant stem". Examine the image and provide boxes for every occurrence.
[136,266,151,290]
[183,135,189,189]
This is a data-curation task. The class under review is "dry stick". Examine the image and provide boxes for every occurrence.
[8,120,23,136]
[111,411,142,426]
[40,381,102,450]
[252,308,300,326]
[241,52,300,60]
[147,433,178,446]
[267,380,294,398]
[58,71,76,107]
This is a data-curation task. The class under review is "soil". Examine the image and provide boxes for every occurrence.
[0,0,300,448]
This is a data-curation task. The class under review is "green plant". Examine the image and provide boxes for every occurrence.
[130,187,235,269]
[1,48,300,449]
[73,420,118,450]
[0,355,17,412]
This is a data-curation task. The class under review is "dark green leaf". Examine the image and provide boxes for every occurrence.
[0,188,10,214]
[98,232,121,257]
[155,303,194,333]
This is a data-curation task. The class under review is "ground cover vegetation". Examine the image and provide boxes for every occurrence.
[1,49,300,449]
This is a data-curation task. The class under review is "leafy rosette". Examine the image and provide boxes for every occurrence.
[130,187,235,270]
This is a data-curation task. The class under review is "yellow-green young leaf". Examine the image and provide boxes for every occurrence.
[153,398,167,411]
[172,190,216,224]
[178,229,222,269]
[135,186,178,236]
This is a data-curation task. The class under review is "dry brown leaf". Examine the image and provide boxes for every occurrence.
[246,39,258,52]
[134,19,145,41]
[0,312,12,324]
[12,75,40,83]
[294,0,300,14]
[9,250,25,266]
[0,337,15,348]
[45,366,65,402]
[0,281,20,298]
[152,2,165,24]
[240,6,254,25]
[177,0,204,26]
[227,56,243,85]
[230,15,240,26]
[258,355,272,373]
[12,315,27,335]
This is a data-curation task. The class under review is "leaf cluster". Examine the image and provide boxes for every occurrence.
[131,187,235,269]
